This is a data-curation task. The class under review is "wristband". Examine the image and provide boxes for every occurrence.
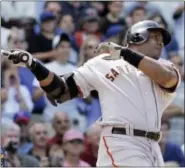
[120,48,144,68]
[29,59,49,81]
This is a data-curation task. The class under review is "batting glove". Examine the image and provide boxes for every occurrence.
[8,49,34,67]
[94,42,123,60]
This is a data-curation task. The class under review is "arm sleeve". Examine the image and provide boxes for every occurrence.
[73,62,95,98]
[158,59,181,93]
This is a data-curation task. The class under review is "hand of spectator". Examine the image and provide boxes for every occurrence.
[39,157,50,167]
[94,42,123,60]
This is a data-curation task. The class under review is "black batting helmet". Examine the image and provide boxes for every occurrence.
[126,20,171,46]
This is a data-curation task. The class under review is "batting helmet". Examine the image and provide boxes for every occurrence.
[126,20,171,46]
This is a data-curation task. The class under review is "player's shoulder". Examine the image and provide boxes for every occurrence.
[87,53,110,63]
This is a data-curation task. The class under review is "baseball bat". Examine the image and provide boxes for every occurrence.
[1,49,29,63]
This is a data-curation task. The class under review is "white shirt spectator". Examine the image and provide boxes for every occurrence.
[1,27,11,50]
[2,85,34,121]
[1,1,37,21]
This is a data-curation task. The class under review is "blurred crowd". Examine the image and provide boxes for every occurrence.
[1,1,184,167]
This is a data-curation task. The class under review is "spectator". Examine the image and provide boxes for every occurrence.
[99,1,127,33]
[90,1,107,17]
[81,124,102,166]
[28,11,58,63]
[1,62,34,122]
[78,35,100,66]
[127,4,147,26]
[159,120,185,167]
[124,1,161,18]
[34,1,63,36]
[74,8,101,49]
[7,27,28,51]
[14,112,33,155]
[43,1,62,24]
[28,122,51,167]
[61,1,90,24]
[149,13,180,60]
[1,121,39,167]
[1,1,37,27]
[1,27,11,50]
[101,25,127,44]
[173,2,184,58]
[48,112,70,158]
[62,129,91,167]
[59,14,75,35]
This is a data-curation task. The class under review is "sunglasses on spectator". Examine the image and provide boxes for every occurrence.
[68,139,84,144]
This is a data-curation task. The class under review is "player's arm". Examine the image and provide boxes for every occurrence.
[7,50,80,106]
[120,49,180,92]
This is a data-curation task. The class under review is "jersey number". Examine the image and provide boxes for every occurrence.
[105,68,119,81]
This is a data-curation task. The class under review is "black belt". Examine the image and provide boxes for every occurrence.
[112,127,161,141]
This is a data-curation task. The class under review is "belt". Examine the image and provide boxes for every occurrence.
[112,127,161,141]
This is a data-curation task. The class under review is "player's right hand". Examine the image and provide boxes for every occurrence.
[8,49,34,67]
[94,42,123,60]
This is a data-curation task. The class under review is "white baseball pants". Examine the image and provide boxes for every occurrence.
[96,126,164,167]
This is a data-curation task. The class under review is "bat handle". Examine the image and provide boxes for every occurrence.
[1,50,11,57]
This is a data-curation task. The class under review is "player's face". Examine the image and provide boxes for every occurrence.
[134,31,164,60]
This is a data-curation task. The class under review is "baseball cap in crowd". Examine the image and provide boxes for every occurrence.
[80,8,99,22]
[13,111,31,125]
[63,129,84,143]
[101,25,123,42]
[40,11,56,22]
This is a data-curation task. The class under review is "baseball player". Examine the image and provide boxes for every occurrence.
[5,20,181,167]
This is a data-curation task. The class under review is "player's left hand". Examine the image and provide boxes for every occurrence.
[94,42,123,60]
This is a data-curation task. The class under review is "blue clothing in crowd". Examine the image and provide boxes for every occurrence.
[163,142,185,167]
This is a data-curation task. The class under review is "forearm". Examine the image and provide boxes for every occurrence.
[28,59,67,101]
[33,50,56,60]
[138,57,177,88]
[120,49,178,88]
[32,88,44,102]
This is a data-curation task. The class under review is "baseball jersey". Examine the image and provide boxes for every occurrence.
[73,53,181,132]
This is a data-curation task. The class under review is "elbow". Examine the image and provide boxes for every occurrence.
[160,70,178,88]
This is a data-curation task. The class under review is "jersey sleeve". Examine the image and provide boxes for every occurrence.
[73,61,95,98]
[155,59,182,110]
[158,59,181,92]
